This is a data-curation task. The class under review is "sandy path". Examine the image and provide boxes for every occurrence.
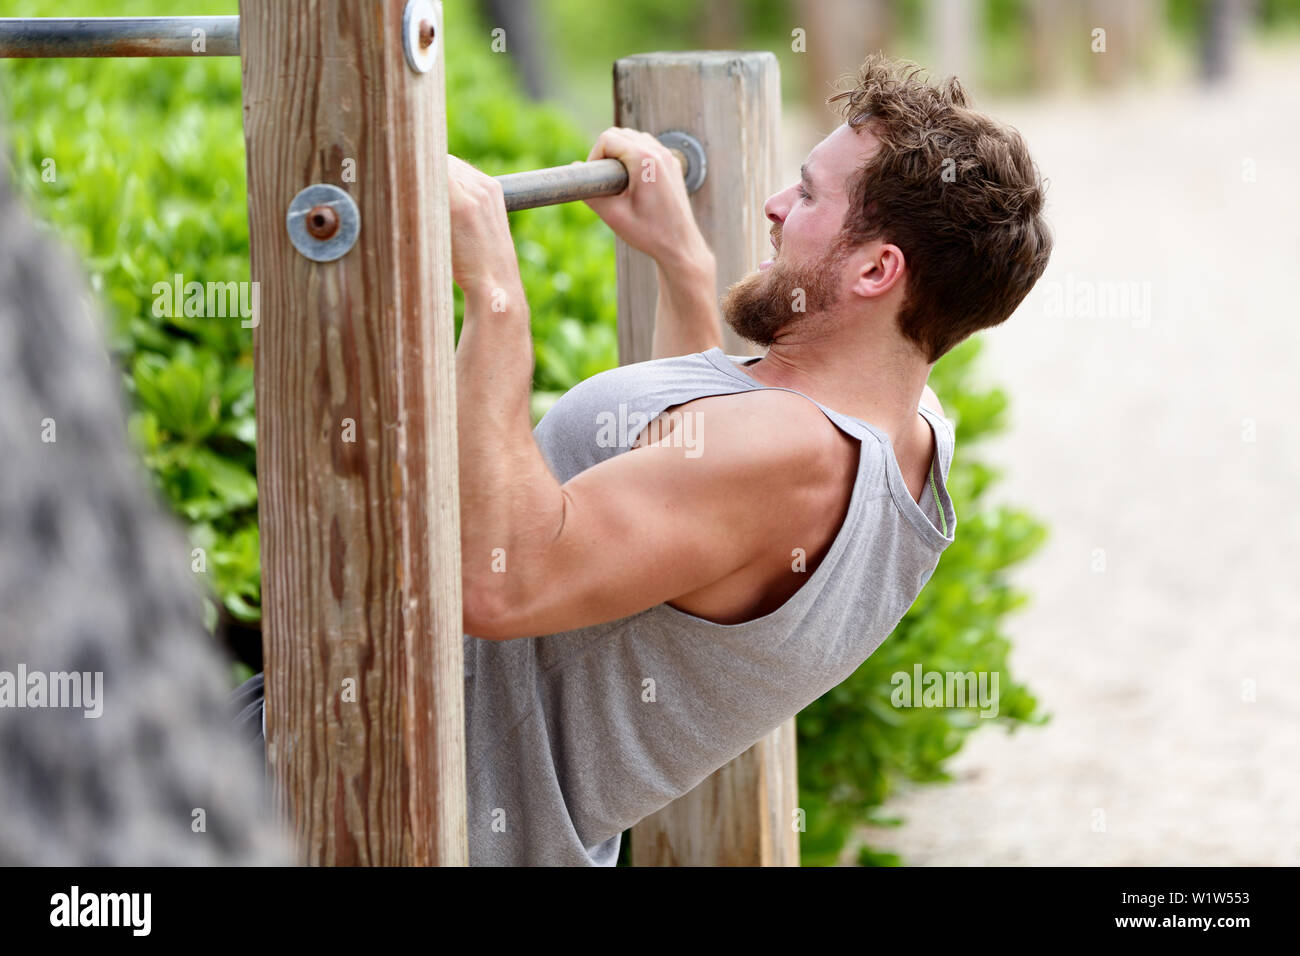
[807,47,1300,865]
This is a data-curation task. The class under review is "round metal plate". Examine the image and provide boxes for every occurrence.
[402,0,439,74]
[657,130,707,193]
[285,184,360,263]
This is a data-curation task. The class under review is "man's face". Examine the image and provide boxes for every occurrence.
[721,123,880,346]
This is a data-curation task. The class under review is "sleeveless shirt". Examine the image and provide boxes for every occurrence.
[462,346,957,865]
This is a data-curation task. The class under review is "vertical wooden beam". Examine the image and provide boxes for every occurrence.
[795,0,895,118]
[614,51,799,867]
[614,51,780,364]
[240,0,465,865]
[927,0,975,86]
[1027,0,1067,93]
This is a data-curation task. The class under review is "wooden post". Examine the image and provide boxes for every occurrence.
[240,0,465,865]
[795,0,895,119]
[614,51,799,867]
[927,0,975,87]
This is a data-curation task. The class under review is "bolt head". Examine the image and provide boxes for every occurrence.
[418,20,435,49]
[306,205,340,240]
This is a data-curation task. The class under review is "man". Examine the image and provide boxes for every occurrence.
[451,53,1052,865]
[234,52,1050,865]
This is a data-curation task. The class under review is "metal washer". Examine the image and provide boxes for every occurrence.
[286,183,360,263]
[656,130,707,193]
[402,0,439,74]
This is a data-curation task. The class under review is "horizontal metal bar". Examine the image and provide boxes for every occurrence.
[497,149,689,213]
[498,158,630,213]
[0,17,239,58]
[0,19,706,217]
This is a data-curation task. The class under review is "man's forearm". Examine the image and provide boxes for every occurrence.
[455,286,564,624]
[652,250,724,359]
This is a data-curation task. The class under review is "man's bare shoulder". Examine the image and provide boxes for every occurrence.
[651,389,859,623]
[657,388,859,538]
[663,387,850,466]
[921,383,945,418]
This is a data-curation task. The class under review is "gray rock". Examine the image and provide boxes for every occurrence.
[0,139,292,866]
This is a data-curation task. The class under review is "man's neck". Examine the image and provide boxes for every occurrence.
[734,335,932,452]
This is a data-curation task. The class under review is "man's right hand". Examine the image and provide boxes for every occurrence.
[582,127,712,270]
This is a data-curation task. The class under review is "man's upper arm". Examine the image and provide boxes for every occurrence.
[469,390,838,640]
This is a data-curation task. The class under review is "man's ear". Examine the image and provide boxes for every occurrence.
[850,242,905,300]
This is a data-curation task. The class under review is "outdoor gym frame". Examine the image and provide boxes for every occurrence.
[0,4,792,866]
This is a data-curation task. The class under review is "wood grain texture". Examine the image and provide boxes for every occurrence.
[613,51,781,364]
[240,0,465,865]
[615,51,799,867]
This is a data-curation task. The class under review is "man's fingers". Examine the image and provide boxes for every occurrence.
[447,153,480,179]
[587,126,664,164]
[446,154,504,204]
[585,128,612,162]
[587,126,635,164]
[588,128,680,189]
[447,153,492,182]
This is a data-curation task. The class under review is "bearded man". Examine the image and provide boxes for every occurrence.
[444,52,1052,866]
[238,53,1053,867]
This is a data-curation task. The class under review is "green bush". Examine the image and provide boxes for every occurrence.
[0,0,618,642]
[2,0,1046,866]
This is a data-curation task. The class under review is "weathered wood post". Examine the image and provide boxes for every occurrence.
[614,51,799,866]
[240,0,466,865]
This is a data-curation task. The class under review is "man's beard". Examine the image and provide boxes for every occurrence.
[719,244,846,346]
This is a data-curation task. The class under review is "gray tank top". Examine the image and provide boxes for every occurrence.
[462,346,956,865]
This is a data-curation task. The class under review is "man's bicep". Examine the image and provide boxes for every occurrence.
[490,439,759,638]
[482,393,831,639]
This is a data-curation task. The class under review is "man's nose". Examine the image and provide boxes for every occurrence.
[764,183,794,224]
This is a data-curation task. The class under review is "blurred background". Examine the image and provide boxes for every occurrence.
[2,0,1297,865]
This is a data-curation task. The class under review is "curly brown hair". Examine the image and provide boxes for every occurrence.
[827,54,1053,363]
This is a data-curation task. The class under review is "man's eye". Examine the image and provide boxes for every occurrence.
[798,185,811,200]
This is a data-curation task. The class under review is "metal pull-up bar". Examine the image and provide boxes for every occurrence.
[0,16,707,211]
[499,130,706,211]
[0,16,240,58]
[499,158,646,212]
